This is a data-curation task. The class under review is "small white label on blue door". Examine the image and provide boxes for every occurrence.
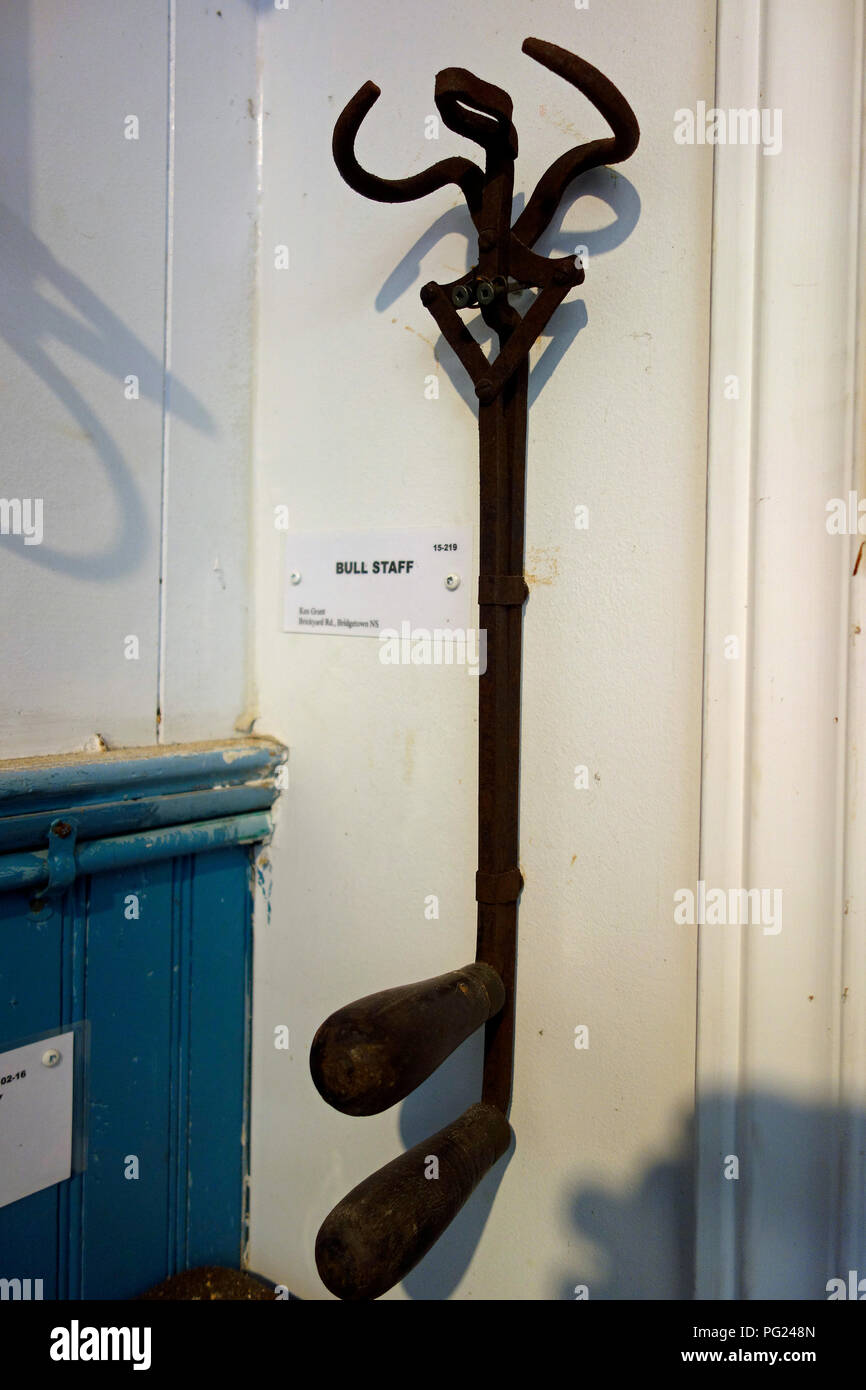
[283,527,474,636]
[0,1031,74,1208]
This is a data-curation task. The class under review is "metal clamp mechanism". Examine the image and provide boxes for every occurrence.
[475,867,525,904]
[34,818,78,904]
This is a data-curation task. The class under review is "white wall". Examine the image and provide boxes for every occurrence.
[697,0,866,1300]
[250,0,715,1299]
[0,1,259,757]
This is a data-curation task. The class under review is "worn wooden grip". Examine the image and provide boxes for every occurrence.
[316,1101,512,1299]
[310,963,505,1116]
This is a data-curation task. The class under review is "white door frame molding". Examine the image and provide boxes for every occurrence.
[697,0,866,1299]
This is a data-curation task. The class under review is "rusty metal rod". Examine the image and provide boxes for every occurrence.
[475,354,529,1112]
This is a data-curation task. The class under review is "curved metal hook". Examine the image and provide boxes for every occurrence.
[433,66,518,161]
[514,38,640,248]
[332,79,484,209]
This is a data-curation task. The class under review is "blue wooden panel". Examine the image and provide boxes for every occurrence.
[0,1178,60,1300]
[0,844,254,1299]
[0,739,282,1298]
[80,859,178,1297]
[0,812,272,894]
[0,739,284,821]
[0,785,276,854]
[0,883,66,1296]
[186,848,252,1268]
[0,883,63,1032]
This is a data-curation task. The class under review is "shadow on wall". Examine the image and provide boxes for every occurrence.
[0,0,214,584]
[0,203,216,581]
[373,169,641,415]
[395,1081,865,1300]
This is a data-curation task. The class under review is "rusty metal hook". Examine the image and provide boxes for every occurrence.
[333,38,638,254]
[332,80,484,208]
[515,39,640,247]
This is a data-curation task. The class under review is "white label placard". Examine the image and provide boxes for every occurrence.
[283,527,474,637]
[0,1031,74,1208]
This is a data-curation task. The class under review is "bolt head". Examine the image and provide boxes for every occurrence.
[451,284,470,309]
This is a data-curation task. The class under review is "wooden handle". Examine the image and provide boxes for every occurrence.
[310,962,505,1116]
[315,1101,512,1300]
